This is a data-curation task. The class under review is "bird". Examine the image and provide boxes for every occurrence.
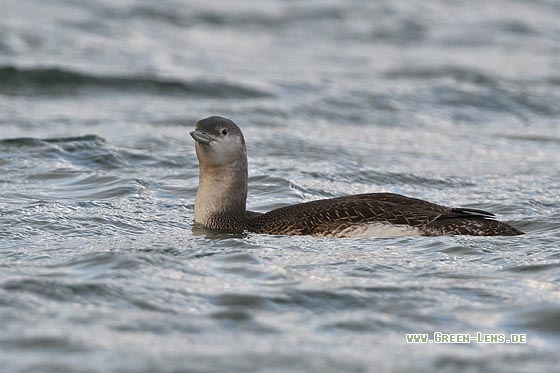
[190,116,523,237]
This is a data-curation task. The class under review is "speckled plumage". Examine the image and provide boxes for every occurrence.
[247,193,522,236]
[191,116,523,237]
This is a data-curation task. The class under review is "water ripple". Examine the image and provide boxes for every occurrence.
[0,66,272,98]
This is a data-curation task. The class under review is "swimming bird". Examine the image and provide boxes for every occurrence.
[190,116,523,237]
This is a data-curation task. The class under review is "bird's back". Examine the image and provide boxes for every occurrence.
[247,193,523,237]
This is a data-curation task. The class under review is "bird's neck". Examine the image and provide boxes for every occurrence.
[194,159,248,231]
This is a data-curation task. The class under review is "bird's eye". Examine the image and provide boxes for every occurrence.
[221,128,228,135]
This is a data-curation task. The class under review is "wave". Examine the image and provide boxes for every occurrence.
[0,134,106,147]
[384,65,560,116]
[384,65,498,85]
[127,4,344,28]
[0,134,123,168]
[0,66,271,98]
[0,135,146,202]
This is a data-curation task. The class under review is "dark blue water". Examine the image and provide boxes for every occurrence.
[1,0,560,371]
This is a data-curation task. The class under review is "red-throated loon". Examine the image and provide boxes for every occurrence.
[190,116,523,237]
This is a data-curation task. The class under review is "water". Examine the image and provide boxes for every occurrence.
[1,0,560,371]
